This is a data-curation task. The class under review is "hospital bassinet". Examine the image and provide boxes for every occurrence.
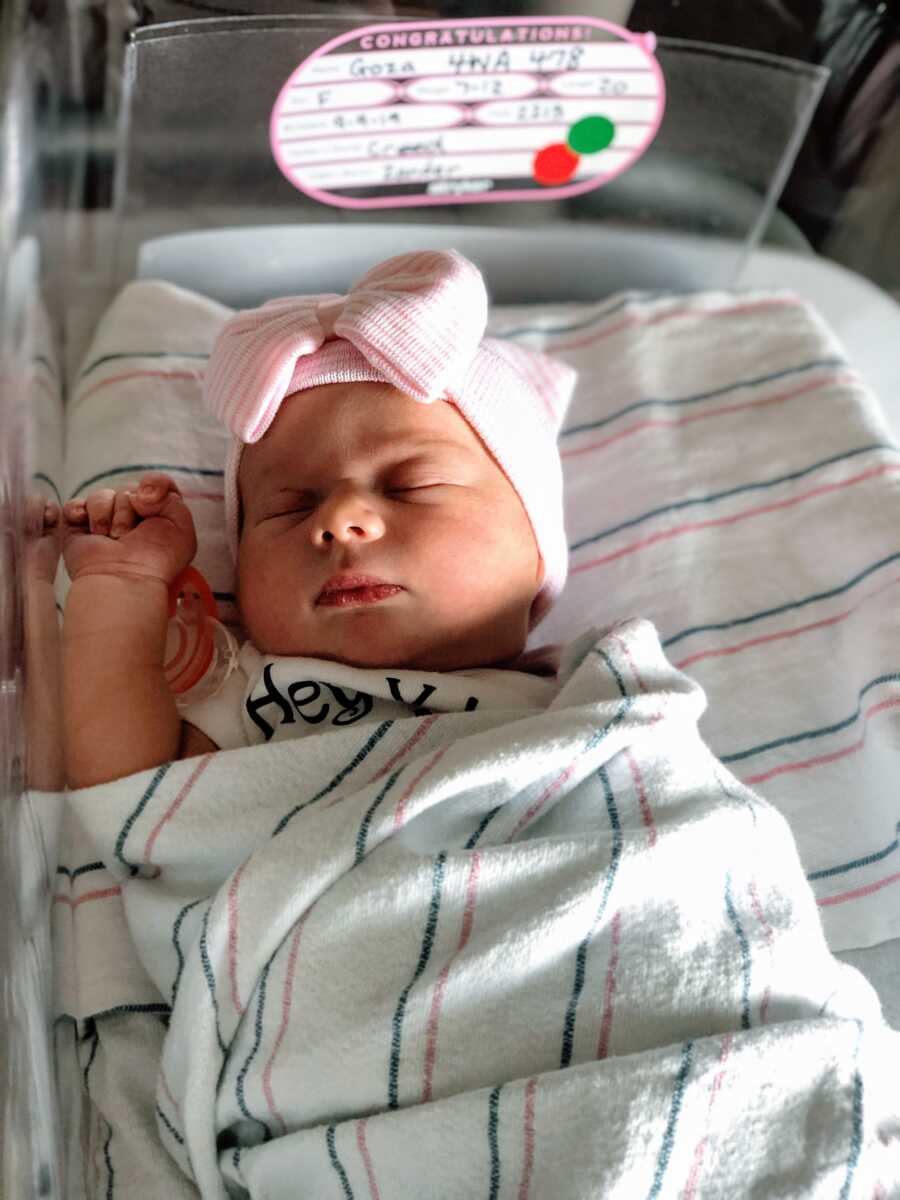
[2,2,900,1195]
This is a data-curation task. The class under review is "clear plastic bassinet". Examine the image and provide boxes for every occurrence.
[2,1,899,1194]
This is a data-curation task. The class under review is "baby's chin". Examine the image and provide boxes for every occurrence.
[243,616,526,673]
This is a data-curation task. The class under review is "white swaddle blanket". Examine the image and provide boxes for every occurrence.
[63,279,900,953]
[55,620,900,1198]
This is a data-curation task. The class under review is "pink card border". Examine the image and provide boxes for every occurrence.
[269,15,666,211]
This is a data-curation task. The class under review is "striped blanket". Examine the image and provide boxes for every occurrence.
[63,278,900,954]
[56,620,899,1198]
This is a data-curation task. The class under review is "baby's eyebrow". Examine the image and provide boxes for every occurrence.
[300,440,469,477]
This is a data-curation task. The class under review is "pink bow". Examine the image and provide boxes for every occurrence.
[203,249,489,444]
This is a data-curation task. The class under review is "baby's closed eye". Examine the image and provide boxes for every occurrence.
[262,477,452,513]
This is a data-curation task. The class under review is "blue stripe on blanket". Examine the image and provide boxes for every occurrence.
[355,769,403,865]
[326,1125,355,1199]
[273,720,395,837]
[103,1119,115,1200]
[115,764,170,875]
[93,1003,171,1021]
[570,443,897,553]
[57,861,105,880]
[491,294,635,341]
[720,672,900,764]
[388,852,447,1111]
[33,471,63,505]
[70,464,225,498]
[488,1085,503,1200]
[172,898,206,1006]
[561,358,845,438]
[465,804,503,850]
[156,1104,185,1147]
[82,1024,100,1093]
[235,961,272,1143]
[496,290,720,343]
[199,903,227,1055]
[724,874,752,1031]
[560,765,622,1069]
[34,353,57,378]
[647,1040,694,1200]
[597,647,628,697]
[663,550,900,649]
[807,822,900,881]
[468,646,632,850]
[840,1066,865,1200]
[78,350,210,382]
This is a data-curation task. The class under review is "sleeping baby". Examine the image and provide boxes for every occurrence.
[62,249,576,786]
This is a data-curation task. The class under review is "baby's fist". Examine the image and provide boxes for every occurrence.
[63,473,198,586]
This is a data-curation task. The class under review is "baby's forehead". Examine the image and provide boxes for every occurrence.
[254,388,479,462]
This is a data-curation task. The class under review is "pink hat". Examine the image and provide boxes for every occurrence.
[202,249,575,628]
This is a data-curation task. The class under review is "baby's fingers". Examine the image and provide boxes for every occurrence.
[62,497,89,528]
[109,491,137,539]
[86,489,116,535]
[131,472,182,518]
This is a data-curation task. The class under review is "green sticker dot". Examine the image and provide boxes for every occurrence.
[567,115,615,155]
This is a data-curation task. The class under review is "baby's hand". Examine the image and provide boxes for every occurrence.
[63,473,197,587]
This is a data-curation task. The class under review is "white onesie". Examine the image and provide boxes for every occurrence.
[183,640,560,750]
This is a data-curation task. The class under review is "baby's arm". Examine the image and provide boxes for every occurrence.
[62,473,206,788]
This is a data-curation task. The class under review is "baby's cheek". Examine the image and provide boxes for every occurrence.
[237,541,302,644]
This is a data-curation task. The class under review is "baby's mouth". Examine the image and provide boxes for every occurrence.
[316,573,405,608]
[317,585,404,608]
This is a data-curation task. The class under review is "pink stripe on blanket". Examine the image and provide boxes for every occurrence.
[262,909,314,1134]
[561,374,851,461]
[625,749,657,848]
[356,1118,382,1200]
[681,1032,735,1200]
[611,627,649,693]
[77,368,203,407]
[818,870,900,909]
[507,699,664,842]
[572,463,900,575]
[675,573,900,671]
[143,754,213,870]
[551,297,802,354]
[517,1077,538,1200]
[53,885,122,909]
[507,755,582,840]
[744,695,900,785]
[747,880,775,1025]
[421,851,482,1102]
[596,909,622,1059]
[371,715,439,784]
[392,745,449,830]
[228,860,249,1016]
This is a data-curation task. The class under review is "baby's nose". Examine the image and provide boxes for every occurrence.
[311,489,386,546]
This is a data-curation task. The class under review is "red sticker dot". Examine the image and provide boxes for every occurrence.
[533,143,580,186]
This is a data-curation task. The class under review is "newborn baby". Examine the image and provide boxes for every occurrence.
[62,250,575,786]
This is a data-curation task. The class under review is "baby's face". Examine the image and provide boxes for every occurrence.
[237,381,543,671]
